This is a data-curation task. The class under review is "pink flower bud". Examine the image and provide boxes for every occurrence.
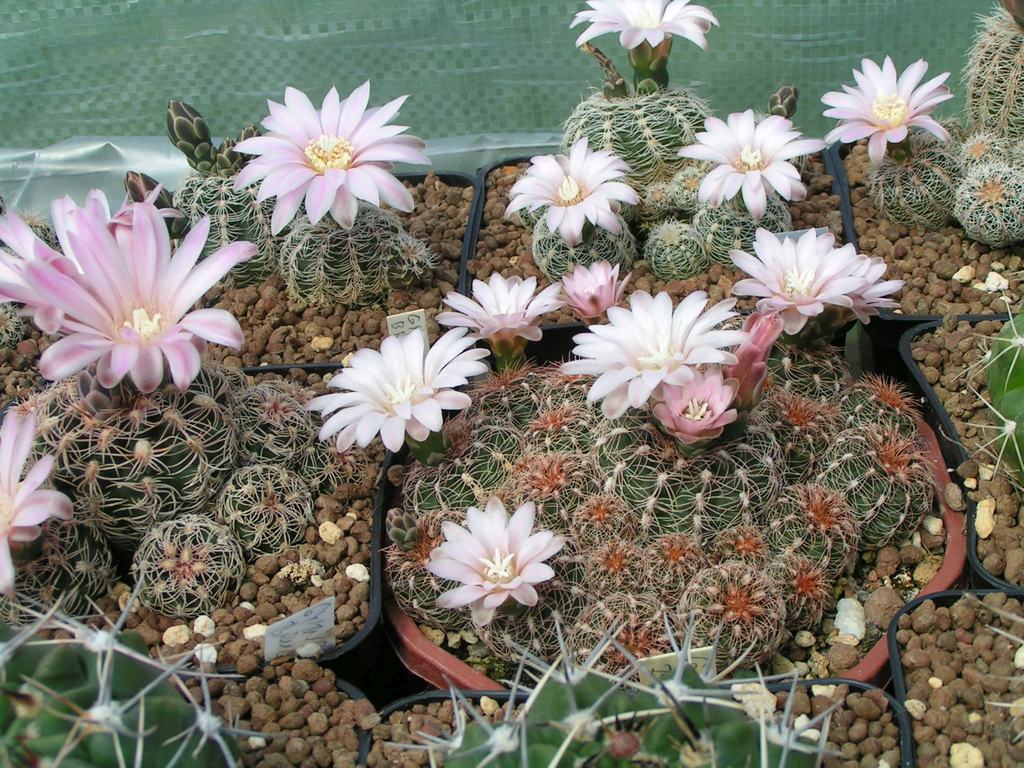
[723,312,783,410]
[561,261,631,321]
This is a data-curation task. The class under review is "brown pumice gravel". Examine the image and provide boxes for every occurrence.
[845,143,1023,317]
[470,156,843,324]
[204,173,472,368]
[894,593,1024,767]
[0,326,51,408]
[909,319,1024,585]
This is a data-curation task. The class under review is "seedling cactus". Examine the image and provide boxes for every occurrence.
[215,464,314,557]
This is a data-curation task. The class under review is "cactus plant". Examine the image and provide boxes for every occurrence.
[296,438,378,499]
[954,161,1024,247]
[763,484,861,578]
[958,130,1013,171]
[838,374,919,437]
[637,161,708,224]
[964,5,1024,140]
[642,219,710,280]
[0,199,60,252]
[277,205,435,308]
[692,193,792,264]
[29,365,238,551]
[0,302,24,350]
[215,464,314,556]
[132,514,245,620]
[765,346,852,401]
[983,312,1024,481]
[766,554,833,631]
[530,213,637,281]
[868,132,961,229]
[234,379,315,467]
[755,389,842,483]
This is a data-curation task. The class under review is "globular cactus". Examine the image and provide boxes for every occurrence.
[958,130,1013,171]
[637,161,708,224]
[766,345,852,401]
[816,427,935,549]
[868,133,961,229]
[838,374,919,437]
[766,554,833,631]
[234,380,315,467]
[964,6,1024,140]
[215,464,314,556]
[132,515,245,620]
[565,592,672,672]
[0,302,25,350]
[692,193,792,264]
[754,389,842,483]
[983,313,1024,480]
[642,219,711,280]
[763,484,861,578]
[30,365,238,551]
[278,205,435,308]
[530,214,637,281]
[296,438,378,499]
[708,525,770,565]
[432,620,825,768]
[0,616,238,767]
[0,516,114,623]
[648,532,707,602]
[562,89,712,189]
[954,161,1024,247]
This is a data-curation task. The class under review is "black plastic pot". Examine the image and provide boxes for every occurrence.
[898,320,1019,592]
[357,689,526,766]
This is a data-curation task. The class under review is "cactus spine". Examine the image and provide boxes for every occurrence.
[693,194,792,264]
[642,219,710,280]
[964,7,1024,140]
[215,464,314,556]
[530,214,637,281]
[954,161,1024,247]
[868,132,961,229]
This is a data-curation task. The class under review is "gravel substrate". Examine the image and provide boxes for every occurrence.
[909,319,1023,585]
[470,156,842,324]
[0,327,50,408]
[203,173,471,368]
[845,143,1023,317]
[894,593,1024,767]
[102,367,383,670]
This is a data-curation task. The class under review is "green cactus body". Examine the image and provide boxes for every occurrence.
[563,89,711,189]
[32,365,238,551]
[954,161,1024,247]
[132,515,245,619]
[692,194,792,264]
[215,465,313,556]
[708,525,770,565]
[959,130,1013,171]
[766,345,852,401]
[235,380,315,467]
[642,219,711,281]
[637,161,708,225]
[984,314,1024,480]
[754,389,842,484]
[964,9,1024,140]
[530,215,637,281]
[816,427,934,549]
[838,374,919,437]
[868,134,961,229]
[762,484,860,578]
[0,303,25,351]
[173,173,279,284]
[278,205,433,308]
[1,517,114,623]
[766,554,833,631]
[296,438,378,499]
[0,621,237,767]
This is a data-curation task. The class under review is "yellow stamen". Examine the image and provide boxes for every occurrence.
[682,399,710,421]
[871,94,908,127]
[736,146,765,172]
[557,175,585,206]
[304,135,356,174]
[480,549,516,584]
[125,308,163,341]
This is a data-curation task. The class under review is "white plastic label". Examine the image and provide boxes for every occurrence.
[775,227,830,243]
[386,309,429,342]
[637,645,714,685]
[263,598,336,662]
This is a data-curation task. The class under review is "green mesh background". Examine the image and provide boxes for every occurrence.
[0,0,998,148]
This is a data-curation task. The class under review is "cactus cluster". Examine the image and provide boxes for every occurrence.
[954,161,1024,247]
[387,361,935,670]
[0,610,239,767]
[215,464,314,556]
[637,161,708,224]
[421,622,826,768]
[530,214,637,281]
[964,7,1024,141]
[868,131,961,230]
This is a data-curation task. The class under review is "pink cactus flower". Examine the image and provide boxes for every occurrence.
[571,0,719,51]
[723,312,784,410]
[438,274,565,348]
[234,83,429,233]
[426,497,566,626]
[822,57,953,166]
[561,261,631,321]
[0,211,75,334]
[680,110,825,220]
[17,198,256,392]
[652,370,739,447]
[848,256,902,323]
[0,411,73,596]
[506,139,638,247]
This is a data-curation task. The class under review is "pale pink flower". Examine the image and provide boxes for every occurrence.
[722,312,783,410]
[561,261,631,321]
[506,139,638,247]
[0,411,73,596]
[848,256,902,322]
[571,0,719,50]
[438,274,565,347]
[731,229,880,335]
[426,497,565,626]
[561,290,745,419]
[679,110,825,220]
[234,83,429,233]
[18,198,256,392]
[0,210,74,333]
[652,370,738,446]
[307,329,489,454]
[52,189,180,252]
[822,56,953,166]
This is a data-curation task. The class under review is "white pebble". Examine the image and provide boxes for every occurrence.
[833,633,860,647]
[319,520,342,545]
[793,714,810,730]
[194,644,217,665]
[479,696,500,716]
[162,625,190,646]
[193,615,216,638]
[296,642,322,658]
[928,676,943,689]
[976,498,996,540]
[905,699,927,720]
[951,265,975,283]
[345,563,370,582]
[801,728,821,742]
[811,684,837,698]
[731,682,775,720]
[964,477,978,490]
[968,712,982,724]
[1015,645,1024,670]
[979,463,996,481]
[243,624,267,640]
[834,598,866,642]
[247,736,267,749]
[950,742,984,768]
[985,271,1010,292]
[239,601,256,612]
[923,516,944,536]
[794,630,815,648]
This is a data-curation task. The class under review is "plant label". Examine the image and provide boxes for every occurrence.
[775,227,830,244]
[636,645,714,685]
[386,309,429,343]
[263,598,336,662]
